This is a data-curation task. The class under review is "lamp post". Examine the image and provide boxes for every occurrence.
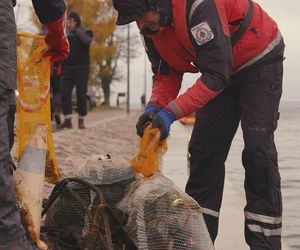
[144,52,147,101]
[126,24,130,114]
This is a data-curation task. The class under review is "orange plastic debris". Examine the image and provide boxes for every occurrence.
[130,124,168,177]
[179,112,196,125]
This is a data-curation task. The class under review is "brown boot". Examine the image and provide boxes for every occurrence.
[78,118,86,129]
[57,118,72,129]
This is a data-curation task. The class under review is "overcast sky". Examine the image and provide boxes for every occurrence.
[255,0,300,103]
[16,0,300,105]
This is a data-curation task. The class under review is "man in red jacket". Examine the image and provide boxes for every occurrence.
[0,0,69,249]
[113,0,284,249]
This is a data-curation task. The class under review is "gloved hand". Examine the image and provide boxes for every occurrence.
[43,12,69,63]
[151,108,175,140]
[136,105,160,137]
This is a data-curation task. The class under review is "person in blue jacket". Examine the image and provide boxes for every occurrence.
[0,0,69,249]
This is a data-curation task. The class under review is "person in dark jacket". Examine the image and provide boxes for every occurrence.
[0,0,69,249]
[58,11,93,130]
[113,0,285,249]
[140,93,146,111]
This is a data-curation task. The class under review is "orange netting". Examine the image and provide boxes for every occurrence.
[130,124,168,177]
[16,32,60,183]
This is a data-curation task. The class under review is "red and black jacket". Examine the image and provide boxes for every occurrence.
[143,0,282,119]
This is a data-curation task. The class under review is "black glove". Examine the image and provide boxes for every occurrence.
[136,105,160,137]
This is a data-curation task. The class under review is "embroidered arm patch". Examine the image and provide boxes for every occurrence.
[191,22,214,45]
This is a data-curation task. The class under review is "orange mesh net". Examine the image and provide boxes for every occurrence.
[16,32,60,183]
[130,125,168,177]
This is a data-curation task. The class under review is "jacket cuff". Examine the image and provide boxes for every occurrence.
[160,108,175,123]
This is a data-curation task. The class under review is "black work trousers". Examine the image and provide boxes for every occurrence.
[0,0,24,244]
[186,42,284,250]
[61,65,89,117]
[0,88,23,244]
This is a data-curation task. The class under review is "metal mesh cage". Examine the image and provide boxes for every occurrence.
[41,154,136,250]
[78,154,135,185]
[41,154,214,250]
[117,173,215,250]
[77,154,136,209]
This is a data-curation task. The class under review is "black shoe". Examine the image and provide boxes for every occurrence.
[78,118,86,129]
[54,114,61,125]
[57,118,72,129]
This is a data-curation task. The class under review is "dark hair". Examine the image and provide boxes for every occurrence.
[68,12,81,27]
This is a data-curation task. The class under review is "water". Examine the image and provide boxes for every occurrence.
[226,102,300,250]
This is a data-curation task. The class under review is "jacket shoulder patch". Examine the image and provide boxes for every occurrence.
[191,22,214,45]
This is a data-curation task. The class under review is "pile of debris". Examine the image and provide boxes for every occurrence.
[41,154,213,250]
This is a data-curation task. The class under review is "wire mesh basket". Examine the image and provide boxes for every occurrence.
[41,155,214,250]
[117,173,215,250]
[41,154,137,250]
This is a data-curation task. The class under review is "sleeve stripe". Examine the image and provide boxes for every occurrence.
[189,0,205,23]
[166,101,183,118]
